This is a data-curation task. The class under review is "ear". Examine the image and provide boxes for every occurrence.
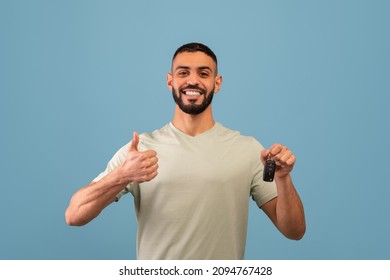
[166,73,173,91]
[213,75,223,94]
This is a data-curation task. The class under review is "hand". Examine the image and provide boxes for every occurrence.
[261,144,296,179]
[119,132,158,183]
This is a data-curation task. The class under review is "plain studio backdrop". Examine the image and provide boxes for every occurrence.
[1,0,389,259]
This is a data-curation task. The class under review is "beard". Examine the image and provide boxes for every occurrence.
[172,85,214,115]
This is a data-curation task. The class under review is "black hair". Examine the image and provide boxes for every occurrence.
[172,42,218,66]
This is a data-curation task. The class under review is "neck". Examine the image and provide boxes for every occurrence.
[171,105,215,136]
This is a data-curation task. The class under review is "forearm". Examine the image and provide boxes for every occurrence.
[274,175,306,240]
[65,168,127,226]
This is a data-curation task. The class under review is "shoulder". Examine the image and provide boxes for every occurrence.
[216,123,265,150]
[141,124,174,141]
[138,124,178,149]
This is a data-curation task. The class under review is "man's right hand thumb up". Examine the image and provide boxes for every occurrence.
[129,131,140,152]
[121,131,158,184]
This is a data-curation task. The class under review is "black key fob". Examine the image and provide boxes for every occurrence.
[263,159,276,182]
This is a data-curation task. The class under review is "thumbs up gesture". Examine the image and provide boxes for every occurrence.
[119,132,159,183]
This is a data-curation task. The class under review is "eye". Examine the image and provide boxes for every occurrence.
[199,71,210,78]
[177,71,189,77]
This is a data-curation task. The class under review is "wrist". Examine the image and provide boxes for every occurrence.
[275,173,292,185]
[108,166,130,186]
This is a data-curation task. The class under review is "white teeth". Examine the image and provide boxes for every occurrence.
[185,91,200,96]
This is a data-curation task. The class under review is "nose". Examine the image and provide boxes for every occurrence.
[186,73,199,86]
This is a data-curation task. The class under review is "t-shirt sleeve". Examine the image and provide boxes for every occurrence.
[249,138,278,208]
[92,144,132,201]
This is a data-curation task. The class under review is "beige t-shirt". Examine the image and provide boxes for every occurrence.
[94,122,277,259]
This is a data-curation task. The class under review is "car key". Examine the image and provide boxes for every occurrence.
[263,155,276,182]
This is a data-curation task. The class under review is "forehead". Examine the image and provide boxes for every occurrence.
[172,51,217,72]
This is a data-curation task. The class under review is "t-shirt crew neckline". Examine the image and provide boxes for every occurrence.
[169,122,220,139]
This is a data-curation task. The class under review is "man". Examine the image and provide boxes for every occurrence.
[65,42,306,259]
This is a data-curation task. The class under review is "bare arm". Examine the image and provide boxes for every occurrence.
[65,170,128,226]
[260,144,306,240]
[65,132,158,226]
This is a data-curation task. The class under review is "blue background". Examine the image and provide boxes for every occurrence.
[1,0,389,259]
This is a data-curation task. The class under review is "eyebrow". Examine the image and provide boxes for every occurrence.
[175,65,213,72]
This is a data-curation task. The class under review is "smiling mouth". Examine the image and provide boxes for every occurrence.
[183,90,201,96]
[180,87,206,96]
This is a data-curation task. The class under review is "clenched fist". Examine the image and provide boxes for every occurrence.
[261,144,296,179]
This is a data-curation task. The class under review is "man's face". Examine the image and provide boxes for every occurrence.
[167,51,222,115]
